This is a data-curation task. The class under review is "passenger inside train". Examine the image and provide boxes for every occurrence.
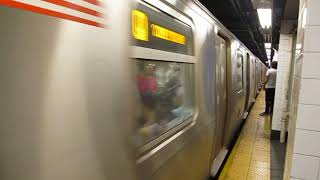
[136,60,194,146]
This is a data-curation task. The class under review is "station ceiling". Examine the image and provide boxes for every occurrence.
[272,0,287,51]
[272,0,299,50]
[200,0,268,62]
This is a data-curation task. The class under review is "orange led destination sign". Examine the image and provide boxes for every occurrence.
[131,6,193,55]
[151,24,186,45]
[132,10,149,41]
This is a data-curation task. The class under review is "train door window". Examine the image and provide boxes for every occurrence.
[134,60,194,146]
[131,1,195,148]
[236,52,244,92]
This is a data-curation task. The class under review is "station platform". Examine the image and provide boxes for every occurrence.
[218,91,286,180]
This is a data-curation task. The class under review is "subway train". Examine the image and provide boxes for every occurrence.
[0,0,267,180]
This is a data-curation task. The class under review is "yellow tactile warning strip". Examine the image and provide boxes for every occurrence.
[219,91,272,180]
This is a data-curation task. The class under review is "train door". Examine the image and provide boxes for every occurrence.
[253,59,257,95]
[244,53,251,113]
[131,1,213,179]
[250,58,256,102]
[210,35,228,177]
[258,62,262,88]
[261,63,264,83]
[255,59,260,94]
[214,35,227,157]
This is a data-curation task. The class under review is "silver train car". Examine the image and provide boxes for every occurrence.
[0,0,267,179]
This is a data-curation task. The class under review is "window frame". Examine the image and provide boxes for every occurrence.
[134,59,196,152]
[236,51,244,93]
[134,59,196,155]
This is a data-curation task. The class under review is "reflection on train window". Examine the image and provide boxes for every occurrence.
[134,60,195,146]
[236,53,244,91]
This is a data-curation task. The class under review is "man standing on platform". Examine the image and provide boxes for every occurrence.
[260,61,278,116]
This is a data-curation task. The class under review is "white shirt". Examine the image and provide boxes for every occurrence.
[265,68,277,89]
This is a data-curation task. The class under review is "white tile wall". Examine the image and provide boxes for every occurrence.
[297,104,320,131]
[306,0,320,26]
[299,79,320,105]
[294,129,320,157]
[284,75,301,180]
[294,54,303,78]
[272,34,293,131]
[291,154,320,180]
[287,0,320,179]
[304,26,320,52]
[301,53,320,78]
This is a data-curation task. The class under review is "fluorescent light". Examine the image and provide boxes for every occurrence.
[257,9,272,28]
[265,43,271,48]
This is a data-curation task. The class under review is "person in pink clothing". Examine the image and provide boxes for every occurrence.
[137,63,158,126]
[137,64,158,94]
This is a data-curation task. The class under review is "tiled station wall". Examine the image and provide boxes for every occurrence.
[283,0,320,179]
[272,34,294,131]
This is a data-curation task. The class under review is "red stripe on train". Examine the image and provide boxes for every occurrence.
[83,0,104,7]
[43,0,103,17]
[0,0,105,28]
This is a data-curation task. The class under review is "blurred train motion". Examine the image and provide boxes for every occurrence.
[0,0,267,179]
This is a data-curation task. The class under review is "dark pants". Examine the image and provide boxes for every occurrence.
[265,88,275,114]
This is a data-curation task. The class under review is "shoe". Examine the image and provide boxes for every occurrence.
[259,112,269,116]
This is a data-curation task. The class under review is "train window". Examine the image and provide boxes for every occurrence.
[134,59,195,146]
[236,52,244,92]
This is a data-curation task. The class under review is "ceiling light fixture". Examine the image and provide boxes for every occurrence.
[264,43,271,48]
[257,9,272,28]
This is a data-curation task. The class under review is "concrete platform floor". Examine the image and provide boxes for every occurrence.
[219,91,286,180]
